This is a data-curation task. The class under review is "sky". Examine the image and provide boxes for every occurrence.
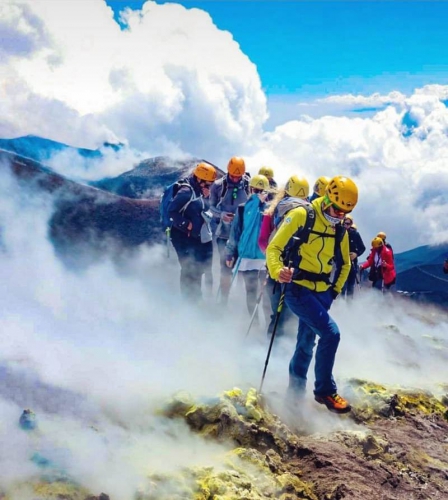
[109,1,448,98]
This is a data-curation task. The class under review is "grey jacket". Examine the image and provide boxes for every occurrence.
[209,174,250,240]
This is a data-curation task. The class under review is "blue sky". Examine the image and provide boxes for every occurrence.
[107,0,448,98]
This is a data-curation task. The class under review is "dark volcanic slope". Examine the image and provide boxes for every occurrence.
[92,155,224,199]
[0,149,161,260]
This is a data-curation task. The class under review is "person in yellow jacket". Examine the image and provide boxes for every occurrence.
[266,176,358,414]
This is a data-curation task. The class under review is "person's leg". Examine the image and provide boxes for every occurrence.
[171,231,201,301]
[259,269,272,328]
[216,238,232,304]
[285,285,340,397]
[345,266,356,298]
[288,319,316,395]
[372,279,383,291]
[196,241,214,298]
[242,270,259,316]
[267,277,295,338]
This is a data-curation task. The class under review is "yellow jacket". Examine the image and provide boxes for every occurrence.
[266,198,350,293]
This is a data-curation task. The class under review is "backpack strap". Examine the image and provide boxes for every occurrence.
[176,181,197,215]
[217,174,250,209]
[237,204,245,234]
[283,207,346,284]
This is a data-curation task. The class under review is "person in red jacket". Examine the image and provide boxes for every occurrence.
[360,236,396,292]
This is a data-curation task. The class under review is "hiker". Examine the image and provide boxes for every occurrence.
[266,175,358,414]
[258,166,278,189]
[340,214,366,298]
[225,174,271,323]
[377,231,394,256]
[168,162,217,303]
[443,257,448,274]
[359,236,396,292]
[309,176,331,202]
[259,175,310,338]
[210,157,250,304]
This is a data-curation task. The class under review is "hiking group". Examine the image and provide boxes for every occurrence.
[162,158,396,414]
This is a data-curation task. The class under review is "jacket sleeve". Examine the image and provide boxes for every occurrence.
[360,249,374,270]
[333,231,351,294]
[258,214,273,254]
[266,207,307,281]
[354,231,366,257]
[209,182,222,220]
[225,208,242,260]
[168,187,193,232]
[381,248,393,271]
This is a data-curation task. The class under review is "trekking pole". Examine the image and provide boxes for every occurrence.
[258,279,288,394]
[165,227,171,258]
[258,246,295,394]
[245,270,268,338]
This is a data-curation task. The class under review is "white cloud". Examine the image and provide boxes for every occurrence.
[316,90,407,108]
[1,0,266,159]
[244,86,448,251]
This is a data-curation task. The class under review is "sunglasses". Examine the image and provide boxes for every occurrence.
[331,204,351,218]
[252,188,266,194]
[201,181,212,188]
[343,220,352,226]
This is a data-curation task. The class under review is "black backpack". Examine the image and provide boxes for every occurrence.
[280,206,346,285]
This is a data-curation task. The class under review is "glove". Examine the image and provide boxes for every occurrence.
[330,287,339,300]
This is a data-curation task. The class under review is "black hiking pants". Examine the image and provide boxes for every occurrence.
[171,228,213,303]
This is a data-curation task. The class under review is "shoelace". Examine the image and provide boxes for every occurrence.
[331,394,344,403]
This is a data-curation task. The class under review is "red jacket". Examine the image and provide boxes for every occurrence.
[361,245,396,285]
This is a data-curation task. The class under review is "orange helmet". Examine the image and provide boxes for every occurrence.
[371,237,383,248]
[194,162,217,182]
[227,157,245,176]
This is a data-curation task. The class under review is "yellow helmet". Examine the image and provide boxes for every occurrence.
[258,166,274,179]
[227,157,246,176]
[372,237,384,248]
[377,231,387,241]
[285,175,309,199]
[194,162,217,182]
[325,176,358,212]
[313,176,331,197]
[249,174,269,191]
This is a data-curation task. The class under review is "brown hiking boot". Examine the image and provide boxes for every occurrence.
[314,393,351,414]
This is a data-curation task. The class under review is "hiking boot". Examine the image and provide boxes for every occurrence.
[314,393,351,414]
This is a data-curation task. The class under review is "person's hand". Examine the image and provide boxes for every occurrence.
[202,187,210,198]
[257,192,269,203]
[226,257,235,268]
[187,222,193,231]
[349,252,357,261]
[278,267,294,283]
[382,261,387,268]
[222,213,234,223]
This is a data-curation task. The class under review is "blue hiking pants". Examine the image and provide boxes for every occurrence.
[285,284,340,397]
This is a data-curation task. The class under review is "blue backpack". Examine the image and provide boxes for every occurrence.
[160,179,194,230]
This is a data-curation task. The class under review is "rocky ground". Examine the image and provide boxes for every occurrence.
[3,381,446,500]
